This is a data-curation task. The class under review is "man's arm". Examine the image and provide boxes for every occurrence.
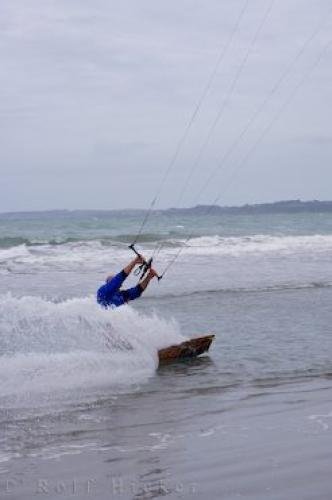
[104,256,144,293]
[121,268,158,303]
[138,268,158,292]
[123,256,144,276]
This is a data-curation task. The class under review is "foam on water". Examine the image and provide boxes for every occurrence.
[1,234,332,274]
[178,234,332,255]
[0,244,31,263]
[0,294,185,405]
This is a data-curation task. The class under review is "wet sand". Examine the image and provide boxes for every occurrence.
[2,376,332,500]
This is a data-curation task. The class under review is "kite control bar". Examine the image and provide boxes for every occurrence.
[128,244,162,281]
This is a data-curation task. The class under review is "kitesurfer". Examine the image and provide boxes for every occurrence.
[97,256,158,308]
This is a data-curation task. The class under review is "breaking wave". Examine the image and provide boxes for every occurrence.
[0,233,180,249]
[2,232,332,249]
[1,234,332,274]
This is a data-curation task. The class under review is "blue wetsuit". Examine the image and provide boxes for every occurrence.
[97,270,142,308]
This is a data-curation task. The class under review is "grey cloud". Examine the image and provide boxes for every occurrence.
[0,0,331,211]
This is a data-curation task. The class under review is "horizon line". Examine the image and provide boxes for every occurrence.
[0,199,331,216]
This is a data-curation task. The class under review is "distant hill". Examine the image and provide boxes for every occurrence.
[1,200,332,217]
[166,200,332,215]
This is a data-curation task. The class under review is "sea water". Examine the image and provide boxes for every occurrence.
[0,210,332,499]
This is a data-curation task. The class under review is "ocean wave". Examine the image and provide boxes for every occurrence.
[0,294,185,405]
[144,281,332,301]
[1,231,331,249]
[1,233,332,273]
[177,234,332,255]
[0,233,179,249]
[0,236,34,248]
[2,232,332,249]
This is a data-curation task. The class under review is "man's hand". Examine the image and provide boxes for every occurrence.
[134,255,144,265]
[148,268,158,278]
[124,255,145,276]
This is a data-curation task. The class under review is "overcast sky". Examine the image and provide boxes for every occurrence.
[1,0,331,211]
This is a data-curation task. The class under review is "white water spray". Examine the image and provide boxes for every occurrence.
[0,294,185,403]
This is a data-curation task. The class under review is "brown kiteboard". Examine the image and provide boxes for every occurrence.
[158,334,215,362]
